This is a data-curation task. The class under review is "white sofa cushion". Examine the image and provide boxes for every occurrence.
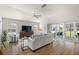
[28,33,53,50]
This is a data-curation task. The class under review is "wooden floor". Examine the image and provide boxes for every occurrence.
[1,39,79,55]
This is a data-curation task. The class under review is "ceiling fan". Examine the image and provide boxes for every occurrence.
[41,4,47,7]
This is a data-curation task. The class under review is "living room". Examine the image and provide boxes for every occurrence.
[0,4,53,55]
[1,4,79,55]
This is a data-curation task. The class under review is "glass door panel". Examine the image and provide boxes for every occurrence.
[56,24,64,38]
[65,23,74,40]
[75,23,79,40]
[50,24,57,38]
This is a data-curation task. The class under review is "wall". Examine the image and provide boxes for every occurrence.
[2,18,39,34]
[0,4,41,39]
[38,18,48,33]
[0,17,2,41]
[47,24,52,33]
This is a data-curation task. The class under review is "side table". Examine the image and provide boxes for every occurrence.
[21,37,28,51]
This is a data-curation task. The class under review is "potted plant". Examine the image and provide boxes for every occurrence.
[1,30,7,48]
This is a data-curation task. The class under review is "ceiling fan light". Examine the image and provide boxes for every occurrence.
[42,4,46,7]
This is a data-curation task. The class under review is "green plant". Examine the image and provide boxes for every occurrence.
[1,30,7,48]
[1,30,7,42]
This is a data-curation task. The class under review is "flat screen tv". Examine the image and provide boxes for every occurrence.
[22,26,32,32]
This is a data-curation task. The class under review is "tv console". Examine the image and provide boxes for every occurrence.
[20,31,33,38]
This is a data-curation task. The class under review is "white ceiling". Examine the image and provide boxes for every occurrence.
[5,4,79,24]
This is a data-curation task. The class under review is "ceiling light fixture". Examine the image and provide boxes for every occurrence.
[33,9,41,19]
[33,4,47,18]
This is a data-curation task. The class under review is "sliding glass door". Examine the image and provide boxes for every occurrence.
[49,22,79,41]
[50,24,64,39]
[65,23,75,40]
[56,24,64,38]
[50,24,57,38]
[75,23,79,41]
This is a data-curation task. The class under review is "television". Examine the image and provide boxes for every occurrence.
[22,26,32,32]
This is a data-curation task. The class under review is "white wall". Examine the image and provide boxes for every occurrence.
[0,4,41,36]
[38,18,48,33]
[2,5,79,34]
[0,17,2,41]
[2,18,39,34]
